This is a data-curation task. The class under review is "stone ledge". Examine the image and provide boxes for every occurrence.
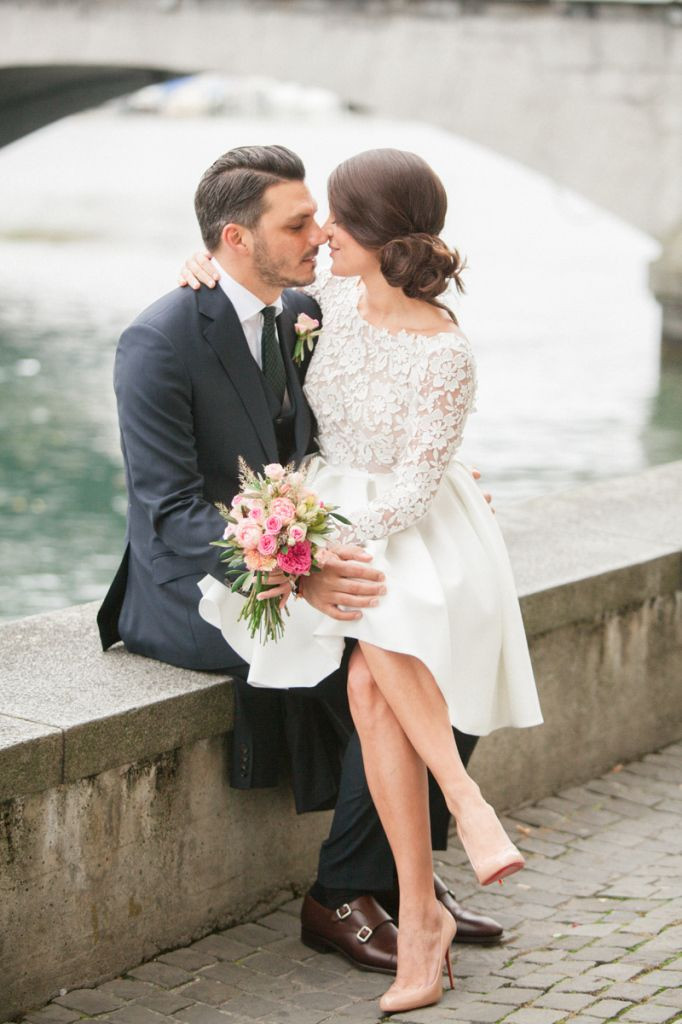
[0,605,233,802]
[1,460,681,804]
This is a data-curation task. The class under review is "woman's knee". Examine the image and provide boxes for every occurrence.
[347,652,385,720]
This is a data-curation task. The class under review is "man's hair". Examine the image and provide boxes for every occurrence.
[194,145,306,250]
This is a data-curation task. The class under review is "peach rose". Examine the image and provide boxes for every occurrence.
[244,550,276,572]
[235,521,262,550]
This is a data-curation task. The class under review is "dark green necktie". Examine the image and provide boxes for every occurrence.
[261,306,286,405]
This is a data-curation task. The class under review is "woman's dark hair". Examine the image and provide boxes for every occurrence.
[327,149,465,323]
[195,144,305,250]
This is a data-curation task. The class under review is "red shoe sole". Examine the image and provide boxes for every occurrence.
[480,858,525,886]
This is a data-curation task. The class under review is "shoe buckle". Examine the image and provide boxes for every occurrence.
[356,925,373,943]
[336,903,352,920]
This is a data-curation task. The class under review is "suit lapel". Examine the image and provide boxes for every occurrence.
[279,294,312,463]
[197,285,278,464]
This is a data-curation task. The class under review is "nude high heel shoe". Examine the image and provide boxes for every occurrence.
[455,797,525,886]
[379,903,456,1015]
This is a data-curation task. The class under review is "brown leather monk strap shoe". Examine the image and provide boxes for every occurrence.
[301,891,398,974]
[434,872,504,944]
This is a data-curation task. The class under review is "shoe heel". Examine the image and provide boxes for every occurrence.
[301,927,333,954]
[445,949,455,990]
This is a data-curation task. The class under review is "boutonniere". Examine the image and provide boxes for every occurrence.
[293,313,322,365]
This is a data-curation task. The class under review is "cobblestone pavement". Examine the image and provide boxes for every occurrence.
[22,741,682,1024]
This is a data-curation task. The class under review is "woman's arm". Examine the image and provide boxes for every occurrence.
[341,341,476,544]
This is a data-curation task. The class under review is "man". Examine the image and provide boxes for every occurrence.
[99,144,503,976]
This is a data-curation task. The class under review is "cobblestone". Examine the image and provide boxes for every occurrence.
[105,1005,173,1024]
[504,1010,567,1024]
[621,1004,681,1024]
[588,998,635,1018]
[30,740,682,1024]
[53,989,126,1014]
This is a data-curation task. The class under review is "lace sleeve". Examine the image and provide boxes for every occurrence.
[342,340,476,544]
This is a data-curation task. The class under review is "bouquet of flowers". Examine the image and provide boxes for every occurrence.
[212,458,350,643]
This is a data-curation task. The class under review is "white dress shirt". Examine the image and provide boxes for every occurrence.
[212,257,284,369]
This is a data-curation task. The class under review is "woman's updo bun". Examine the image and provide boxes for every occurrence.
[380,233,465,303]
[328,148,465,323]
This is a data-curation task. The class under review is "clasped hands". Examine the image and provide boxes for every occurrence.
[258,469,492,621]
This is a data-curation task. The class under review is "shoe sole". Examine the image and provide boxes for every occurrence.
[481,858,525,886]
[301,926,397,975]
[453,931,503,945]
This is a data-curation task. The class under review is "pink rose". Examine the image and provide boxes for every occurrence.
[287,523,307,544]
[295,313,320,333]
[263,463,285,480]
[265,514,283,535]
[248,503,264,522]
[258,533,277,557]
[277,541,312,576]
[235,521,262,551]
[231,493,247,507]
[270,497,296,524]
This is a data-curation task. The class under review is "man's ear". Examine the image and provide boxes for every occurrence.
[222,222,250,253]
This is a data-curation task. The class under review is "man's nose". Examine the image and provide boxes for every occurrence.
[312,219,331,244]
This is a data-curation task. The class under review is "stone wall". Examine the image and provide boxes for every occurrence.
[1,461,681,1020]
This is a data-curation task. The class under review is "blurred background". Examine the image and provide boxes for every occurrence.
[1,0,681,623]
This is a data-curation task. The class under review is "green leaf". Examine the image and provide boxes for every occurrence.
[230,571,251,592]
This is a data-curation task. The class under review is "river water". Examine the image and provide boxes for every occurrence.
[1,104,680,623]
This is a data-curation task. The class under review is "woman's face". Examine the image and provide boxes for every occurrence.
[323,211,379,278]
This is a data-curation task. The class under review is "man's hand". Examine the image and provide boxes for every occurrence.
[299,545,386,621]
[178,251,219,290]
[472,467,494,513]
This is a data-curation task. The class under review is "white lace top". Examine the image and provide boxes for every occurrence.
[303,272,477,545]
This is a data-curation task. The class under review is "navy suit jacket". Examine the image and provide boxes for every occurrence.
[98,282,350,810]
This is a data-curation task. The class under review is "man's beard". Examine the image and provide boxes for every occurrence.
[253,232,316,288]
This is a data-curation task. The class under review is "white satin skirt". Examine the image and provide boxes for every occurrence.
[198,456,543,736]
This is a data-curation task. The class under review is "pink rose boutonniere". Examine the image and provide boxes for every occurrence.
[293,312,322,365]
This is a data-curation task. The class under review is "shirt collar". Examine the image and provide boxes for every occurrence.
[212,257,284,322]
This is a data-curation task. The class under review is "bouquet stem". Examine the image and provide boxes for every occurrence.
[237,573,287,643]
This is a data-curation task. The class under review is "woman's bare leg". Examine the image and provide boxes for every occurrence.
[357,643,478,813]
[357,642,522,886]
[347,646,442,990]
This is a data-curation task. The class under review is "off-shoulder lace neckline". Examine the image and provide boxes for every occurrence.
[348,276,463,342]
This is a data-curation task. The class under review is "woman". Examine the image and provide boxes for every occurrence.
[182,148,543,1013]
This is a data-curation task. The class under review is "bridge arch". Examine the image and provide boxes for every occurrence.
[1,0,681,241]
